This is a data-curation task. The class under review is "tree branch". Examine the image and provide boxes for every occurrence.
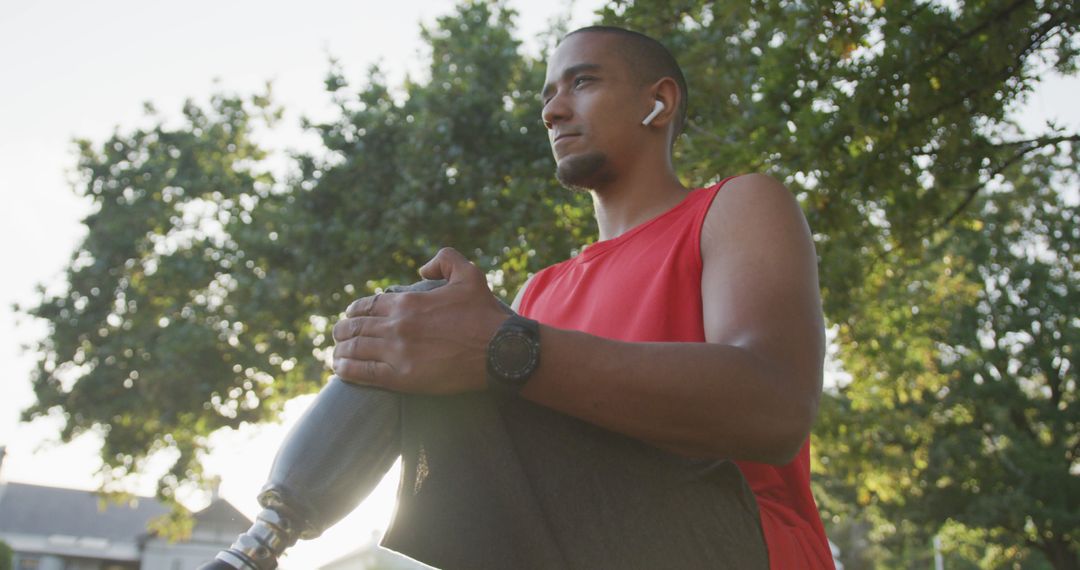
[992,134,1080,148]
[1047,348,1064,409]
[914,0,1033,75]
[907,13,1073,128]
[867,140,1041,267]
[939,144,1035,227]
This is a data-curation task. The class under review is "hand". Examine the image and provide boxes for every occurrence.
[331,247,510,394]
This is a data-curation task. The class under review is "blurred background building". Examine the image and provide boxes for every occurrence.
[0,448,250,570]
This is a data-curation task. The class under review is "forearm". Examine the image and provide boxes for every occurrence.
[520,325,817,465]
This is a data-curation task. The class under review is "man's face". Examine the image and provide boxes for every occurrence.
[541,33,643,191]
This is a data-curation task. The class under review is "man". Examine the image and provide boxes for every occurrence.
[332,26,833,568]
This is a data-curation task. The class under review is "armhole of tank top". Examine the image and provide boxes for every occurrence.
[516,273,537,316]
[693,175,739,271]
[516,266,551,317]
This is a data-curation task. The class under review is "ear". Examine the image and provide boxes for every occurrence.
[643,77,681,130]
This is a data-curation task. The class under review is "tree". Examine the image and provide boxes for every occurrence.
[20,91,285,515]
[20,0,1080,565]
[20,0,590,531]
[602,0,1078,567]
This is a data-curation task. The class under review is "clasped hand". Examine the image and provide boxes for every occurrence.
[331,247,510,393]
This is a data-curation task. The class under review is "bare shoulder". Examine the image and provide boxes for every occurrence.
[698,173,824,461]
[698,172,823,384]
[701,173,811,258]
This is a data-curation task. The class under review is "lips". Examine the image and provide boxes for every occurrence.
[550,131,583,159]
[552,134,581,154]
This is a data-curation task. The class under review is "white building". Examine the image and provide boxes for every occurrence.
[0,481,250,570]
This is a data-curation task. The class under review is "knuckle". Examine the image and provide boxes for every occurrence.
[348,361,365,382]
[335,318,358,341]
[333,358,350,378]
[351,318,367,338]
[395,357,414,379]
[348,337,364,358]
[388,337,408,358]
[395,291,419,312]
[437,246,460,260]
[365,361,383,384]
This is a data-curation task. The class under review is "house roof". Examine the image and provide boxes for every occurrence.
[0,482,170,541]
[190,498,253,536]
[0,482,252,541]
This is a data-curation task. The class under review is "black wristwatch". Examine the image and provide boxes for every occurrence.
[486,314,541,393]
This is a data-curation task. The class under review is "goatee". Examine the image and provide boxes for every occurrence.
[555,151,613,191]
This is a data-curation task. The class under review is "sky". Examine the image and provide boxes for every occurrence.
[0,2,1077,569]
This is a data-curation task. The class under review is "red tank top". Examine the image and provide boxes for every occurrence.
[518,179,835,569]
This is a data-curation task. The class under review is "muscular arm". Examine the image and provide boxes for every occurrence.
[334,174,825,466]
[512,174,825,464]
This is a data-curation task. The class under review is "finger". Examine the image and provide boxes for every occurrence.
[345,292,391,318]
[332,335,393,362]
[418,247,476,283]
[334,358,395,387]
[332,316,389,342]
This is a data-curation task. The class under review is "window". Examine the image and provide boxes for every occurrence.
[17,556,40,570]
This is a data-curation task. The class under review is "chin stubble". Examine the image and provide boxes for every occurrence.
[555,151,613,191]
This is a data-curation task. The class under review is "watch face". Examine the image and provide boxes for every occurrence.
[492,330,539,381]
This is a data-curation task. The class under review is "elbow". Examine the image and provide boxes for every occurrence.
[746,353,822,466]
[659,362,822,465]
[764,432,809,466]
[681,406,813,465]
[688,427,807,465]
[760,395,818,465]
[743,426,810,466]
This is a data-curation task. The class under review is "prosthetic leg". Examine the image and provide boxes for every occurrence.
[198,377,400,569]
[199,277,770,569]
[197,280,447,570]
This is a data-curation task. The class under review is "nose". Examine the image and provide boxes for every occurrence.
[541,91,570,130]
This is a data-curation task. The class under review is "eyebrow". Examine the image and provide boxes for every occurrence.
[541,63,603,101]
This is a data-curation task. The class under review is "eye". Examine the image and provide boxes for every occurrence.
[573,76,595,88]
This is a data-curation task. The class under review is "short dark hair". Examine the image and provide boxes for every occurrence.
[564,26,689,140]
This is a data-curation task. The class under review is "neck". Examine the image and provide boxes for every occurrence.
[589,149,688,241]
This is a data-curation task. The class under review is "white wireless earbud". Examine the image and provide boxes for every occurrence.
[641,100,665,125]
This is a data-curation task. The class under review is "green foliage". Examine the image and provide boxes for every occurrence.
[0,540,11,570]
[18,0,1080,566]
[602,0,1079,567]
[21,90,286,508]
[19,0,594,523]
